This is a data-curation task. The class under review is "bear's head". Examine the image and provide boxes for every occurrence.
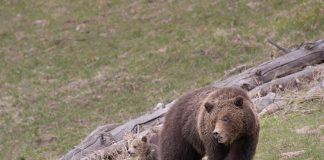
[128,136,149,157]
[203,87,258,145]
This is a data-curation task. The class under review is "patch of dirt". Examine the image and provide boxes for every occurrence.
[280,150,305,160]
[64,79,89,91]
[33,19,49,27]
[295,126,320,135]
[0,95,23,125]
[319,125,324,130]
[0,47,23,62]
[0,96,14,108]
[15,31,27,41]
[35,134,58,146]
[246,1,261,9]
[320,136,324,142]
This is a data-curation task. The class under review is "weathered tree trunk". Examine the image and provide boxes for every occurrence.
[212,40,324,90]
[60,39,324,160]
[249,64,324,98]
[61,100,176,160]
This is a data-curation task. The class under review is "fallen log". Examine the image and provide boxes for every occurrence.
[61,100,176,160]
[249,64,324,98]
[109,99,176,141]
[62,124,120,160]
[80,126,162,160]
[252,92,284,113]
[212,40,324,90]
[60,39,324,160]
[79,140,128,160]
[258,100,287,117]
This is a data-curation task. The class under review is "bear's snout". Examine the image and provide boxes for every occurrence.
[213,132,225,143]
[128,150,136,156]
[213,131,219,139]
[127,148,136,155]
[213,129,229,144]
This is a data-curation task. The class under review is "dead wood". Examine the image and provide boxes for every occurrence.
[258,100,287,117]
[267,39,290,53]
[61,124,120,160]
[79,140,128,160]
[249,64,324,98]
[212,39,324,90]
[109,100,176,141]
[60,100,176,160]
[252,92,284,113]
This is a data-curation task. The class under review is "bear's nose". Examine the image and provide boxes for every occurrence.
[213,131,219,138]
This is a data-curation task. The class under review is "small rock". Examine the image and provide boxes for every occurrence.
[280,150,305,160]
[76,23,86,32]
[34,19,49,27]
[158,47,167,53]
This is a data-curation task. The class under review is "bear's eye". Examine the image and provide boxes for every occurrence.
[133,145,137,149]
[222,116,229,122]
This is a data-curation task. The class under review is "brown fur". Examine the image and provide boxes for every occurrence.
[159,86,259,160]
[128,136,159,160]
[148,133,159,146]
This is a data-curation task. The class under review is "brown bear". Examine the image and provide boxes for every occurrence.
[159,86,259,160]
[128,136,159,160]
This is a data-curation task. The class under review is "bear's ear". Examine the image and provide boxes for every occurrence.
[204,102,214,113]
[141,136,147,143]
[234,96,244,108]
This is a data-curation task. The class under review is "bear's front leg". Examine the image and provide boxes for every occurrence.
[205,142,228,160]
[224,133,259,160]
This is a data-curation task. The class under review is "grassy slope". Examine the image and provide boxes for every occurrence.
[0,0,323,159]
[256,100,324,160]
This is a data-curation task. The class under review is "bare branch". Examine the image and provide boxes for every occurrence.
[267,39,290,53]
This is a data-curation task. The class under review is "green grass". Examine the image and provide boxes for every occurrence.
[255,100,324,160]
[0,0,323,159]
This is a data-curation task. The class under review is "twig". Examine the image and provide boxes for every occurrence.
[267,39,290,53]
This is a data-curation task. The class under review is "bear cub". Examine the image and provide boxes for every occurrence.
[128,136,159,160]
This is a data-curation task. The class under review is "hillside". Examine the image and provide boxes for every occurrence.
[0,0,323,159]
